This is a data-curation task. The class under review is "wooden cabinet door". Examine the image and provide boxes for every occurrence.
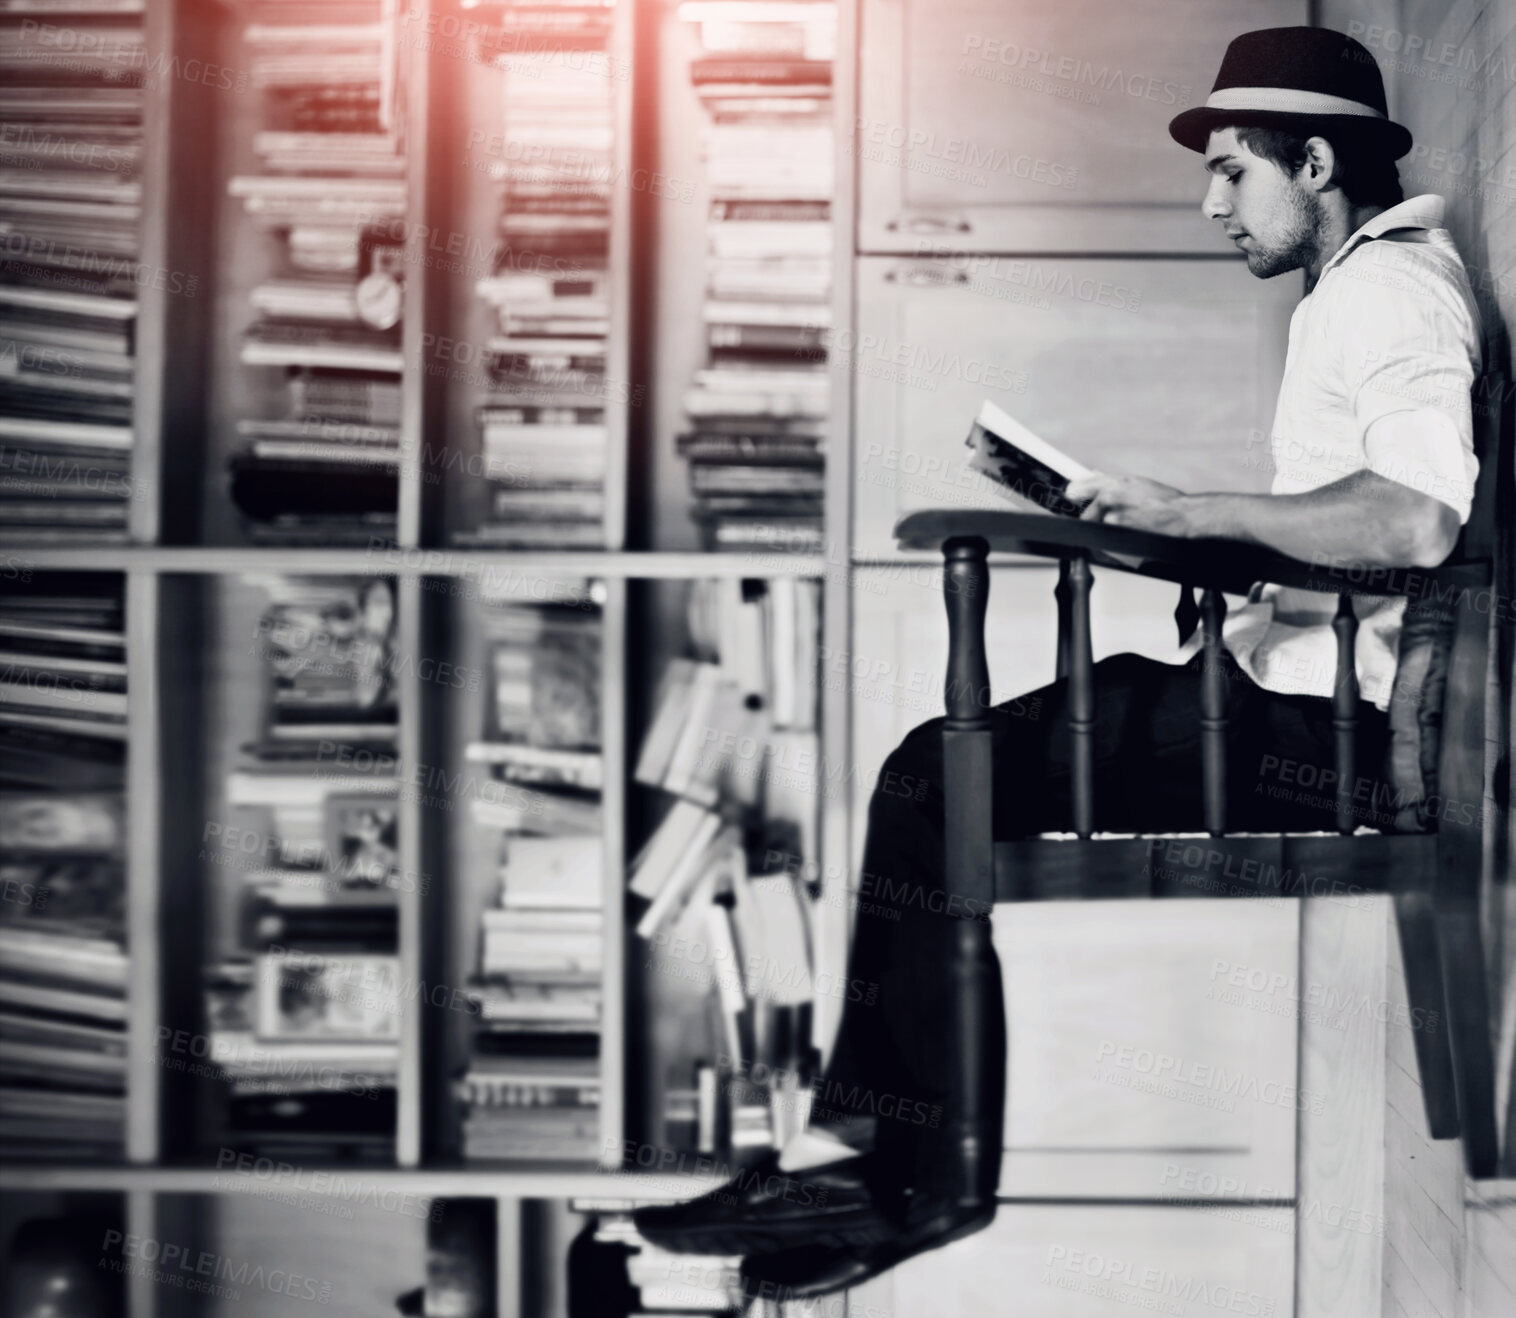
[854,1202,1296,1317]
[855,0,1308,252]
[850,255,1296,555]
[994,899,1301,1200]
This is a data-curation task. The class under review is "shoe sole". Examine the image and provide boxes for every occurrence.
[741,1207,997,1300]
[639,1213,898,1257]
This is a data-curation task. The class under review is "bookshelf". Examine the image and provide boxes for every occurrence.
[2,0,848,1310]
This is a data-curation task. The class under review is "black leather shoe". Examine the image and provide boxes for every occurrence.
[631,1151,901,1257]
[739,1194,996,1301]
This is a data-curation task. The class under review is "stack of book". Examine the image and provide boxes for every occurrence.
[635,575,819,778]
[242,575,399,765]
[0,576,128,788]
[454,0,616,548]
[455,1052,599,1162]
[467,590,603,835]
[226,1,406,544]
[203,954,399,1159]
[0,5,146,544]
[459,588,604,1160]
[0,577,127,1160]
[205,576,401,1158]
[586,1213,741,1314]
[678,1,835,553]
[629,578,820,1154]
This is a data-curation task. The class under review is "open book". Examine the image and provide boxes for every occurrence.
[964,399,1092,517]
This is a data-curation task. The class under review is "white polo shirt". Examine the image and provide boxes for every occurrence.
[1216,194,1483,711]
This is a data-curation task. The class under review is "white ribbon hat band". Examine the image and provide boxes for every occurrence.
[1200,86,1388,119]
[1204,86,1387,119]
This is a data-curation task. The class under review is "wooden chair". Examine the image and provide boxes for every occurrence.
[894,378,1513,1182]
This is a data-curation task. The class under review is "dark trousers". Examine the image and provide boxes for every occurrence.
[811,650,1389,1191]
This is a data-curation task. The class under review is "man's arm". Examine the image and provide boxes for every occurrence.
[1065,469,1462,569]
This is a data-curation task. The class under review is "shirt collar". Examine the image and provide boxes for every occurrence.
[1320,194,1447,277]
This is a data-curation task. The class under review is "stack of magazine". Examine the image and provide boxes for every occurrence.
[678,0,835,553]
[204,576,401,1159]
[0,576,127,1161]
[226,0,406,544]
[459,584,604,1160]
[455,0,617,548]
[0,3,146,544]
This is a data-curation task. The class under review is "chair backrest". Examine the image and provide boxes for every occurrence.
[1446,365,1515,835]
[1458,366,1511,564]
[1383,370,1510,833]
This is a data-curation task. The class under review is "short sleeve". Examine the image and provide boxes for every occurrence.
[1336,244,1480,521]
[1362,409,1478,522]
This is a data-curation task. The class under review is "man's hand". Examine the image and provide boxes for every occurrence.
[1064,472,1201,536]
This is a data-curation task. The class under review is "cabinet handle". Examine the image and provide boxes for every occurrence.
[885,214,972,234]
[883,265,969,287]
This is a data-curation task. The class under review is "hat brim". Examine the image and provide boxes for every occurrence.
[1168,105,1413,159]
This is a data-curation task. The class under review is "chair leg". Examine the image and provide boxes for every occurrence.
[1430,568,1500,1176]
[942,537,997,1206]
[1504,951,1516,1177]
[1391,893,1459,1140]
[1438,899,1501,1177]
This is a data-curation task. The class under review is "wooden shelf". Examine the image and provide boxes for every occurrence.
[0,1163,724,1202]
[14,548,833,577]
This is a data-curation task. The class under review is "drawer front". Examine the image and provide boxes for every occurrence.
[869,1203,1295,1318]
[856,0,1308,253]
[995,898,1301,1200]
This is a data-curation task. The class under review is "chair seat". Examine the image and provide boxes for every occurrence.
[992,832,1436,903]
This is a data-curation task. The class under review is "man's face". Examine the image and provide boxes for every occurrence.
[1200,127,1321,278]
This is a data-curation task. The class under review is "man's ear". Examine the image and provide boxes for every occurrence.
[1299,136,1337,192]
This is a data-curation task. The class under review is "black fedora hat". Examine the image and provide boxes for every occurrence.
[1169,26,1412,160]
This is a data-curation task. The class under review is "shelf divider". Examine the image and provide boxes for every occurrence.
[398,0,435,548]
[604,0,636,552]
[126,571,161,1163]
[601,579,628,1167]
[124,1191,158,1318]
[134,0,216,545]
[815,0,861,1058]
[495,1196,523,1318]
[397,575,426,1166]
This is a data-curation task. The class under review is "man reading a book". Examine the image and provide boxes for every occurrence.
[636,26,1482,1299]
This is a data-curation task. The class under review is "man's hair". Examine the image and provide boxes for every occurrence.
[1233,124,1404,208]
